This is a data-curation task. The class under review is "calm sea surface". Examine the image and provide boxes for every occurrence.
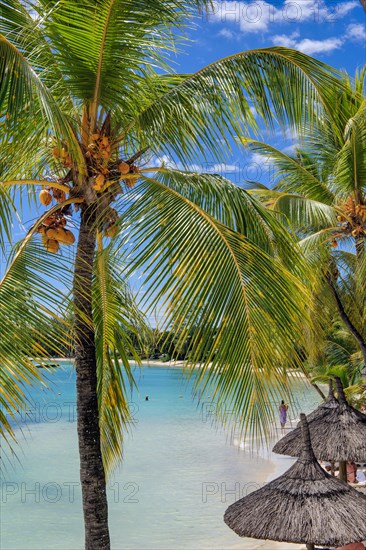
[1,363,321,549]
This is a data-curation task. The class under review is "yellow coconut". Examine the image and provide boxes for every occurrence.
[37,226,47,235]
[46,239,59,254]
[52,147,60,158]
[43,215,56,226]
[40,189,52,206]
[46,227,60,240]
[53,189,67,203]
[58,229,75,245]
[118,162,130,175]
[95,174,105,187]
[91,133,100,141]
[101,136,109,147]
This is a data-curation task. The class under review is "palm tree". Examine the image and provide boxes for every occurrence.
[0,1,350,547]
[242,69,366,381]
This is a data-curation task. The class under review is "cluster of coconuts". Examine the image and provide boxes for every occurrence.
[38,188,75,253]
[52,145,72,168]
[40,187,66,206]
[84,132,139,192]
[333,198,366,247]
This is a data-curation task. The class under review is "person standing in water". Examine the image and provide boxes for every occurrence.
[279,400,288,434]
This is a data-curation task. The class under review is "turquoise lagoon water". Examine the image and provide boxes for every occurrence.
[1,364,321,550]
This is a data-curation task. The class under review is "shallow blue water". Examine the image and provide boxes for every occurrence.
[1,364,321,550]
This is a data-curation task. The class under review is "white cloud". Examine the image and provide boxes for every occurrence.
[218,28,237,40]
[155,155,240,176]
[281,143,298,155]
[272,33,343,55]
[207,1,280,34]
[283,0,359,22]
[205,0,359,35]
[346,22,366,42]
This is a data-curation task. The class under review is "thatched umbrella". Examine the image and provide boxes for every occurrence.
[273,378,366,465]
[224,414,366,550]
[306,378,338,421]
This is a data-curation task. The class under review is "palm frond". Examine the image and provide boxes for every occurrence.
[0,238,73,452]
[123,48,346,163]
[116,175,314,442]
[93,235,146,472]
[0,184,15,250]
[241,137,335,204]
[152,167,305,267]
[249,188,338,232]
[334,101,366,197]
[0,31,83,167]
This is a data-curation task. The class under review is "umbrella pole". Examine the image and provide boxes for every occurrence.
[339,460,347,482]
[306,544,315,550]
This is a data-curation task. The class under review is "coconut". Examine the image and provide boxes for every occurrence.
[91,133,100,141]
[95,174,105,190]
[43,215,56,226]
[52,189,67,203]
[46,239,59,254]
[101,136,109,147]
[58,229,75,245]
[52,147,60,158]
[37,226,47,235]
[118,162,130,175]
[40,189,52,206]
[46,227,60,240]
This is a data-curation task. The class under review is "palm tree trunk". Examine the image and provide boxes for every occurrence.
[73,204,110,550]
[338,460,347,483]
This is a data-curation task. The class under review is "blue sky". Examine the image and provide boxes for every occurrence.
[183,0,365,73]
[151,0,366,188]
[2,0,365,321]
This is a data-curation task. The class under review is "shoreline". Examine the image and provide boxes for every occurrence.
[37,357,310,378]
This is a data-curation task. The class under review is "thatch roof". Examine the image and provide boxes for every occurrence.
[306,379,338,421]
[224,414,366,546]
[272,378,366,461]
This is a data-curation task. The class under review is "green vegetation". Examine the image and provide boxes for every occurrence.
[245,68,366,390]
[1,1,364,548]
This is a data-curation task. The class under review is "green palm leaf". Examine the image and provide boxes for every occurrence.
[123,48,346,163]
[117,175,313,441]
[241,137,335,204]
[334,101,366,198]
[0,239,73,452]
[93,235,146,472]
